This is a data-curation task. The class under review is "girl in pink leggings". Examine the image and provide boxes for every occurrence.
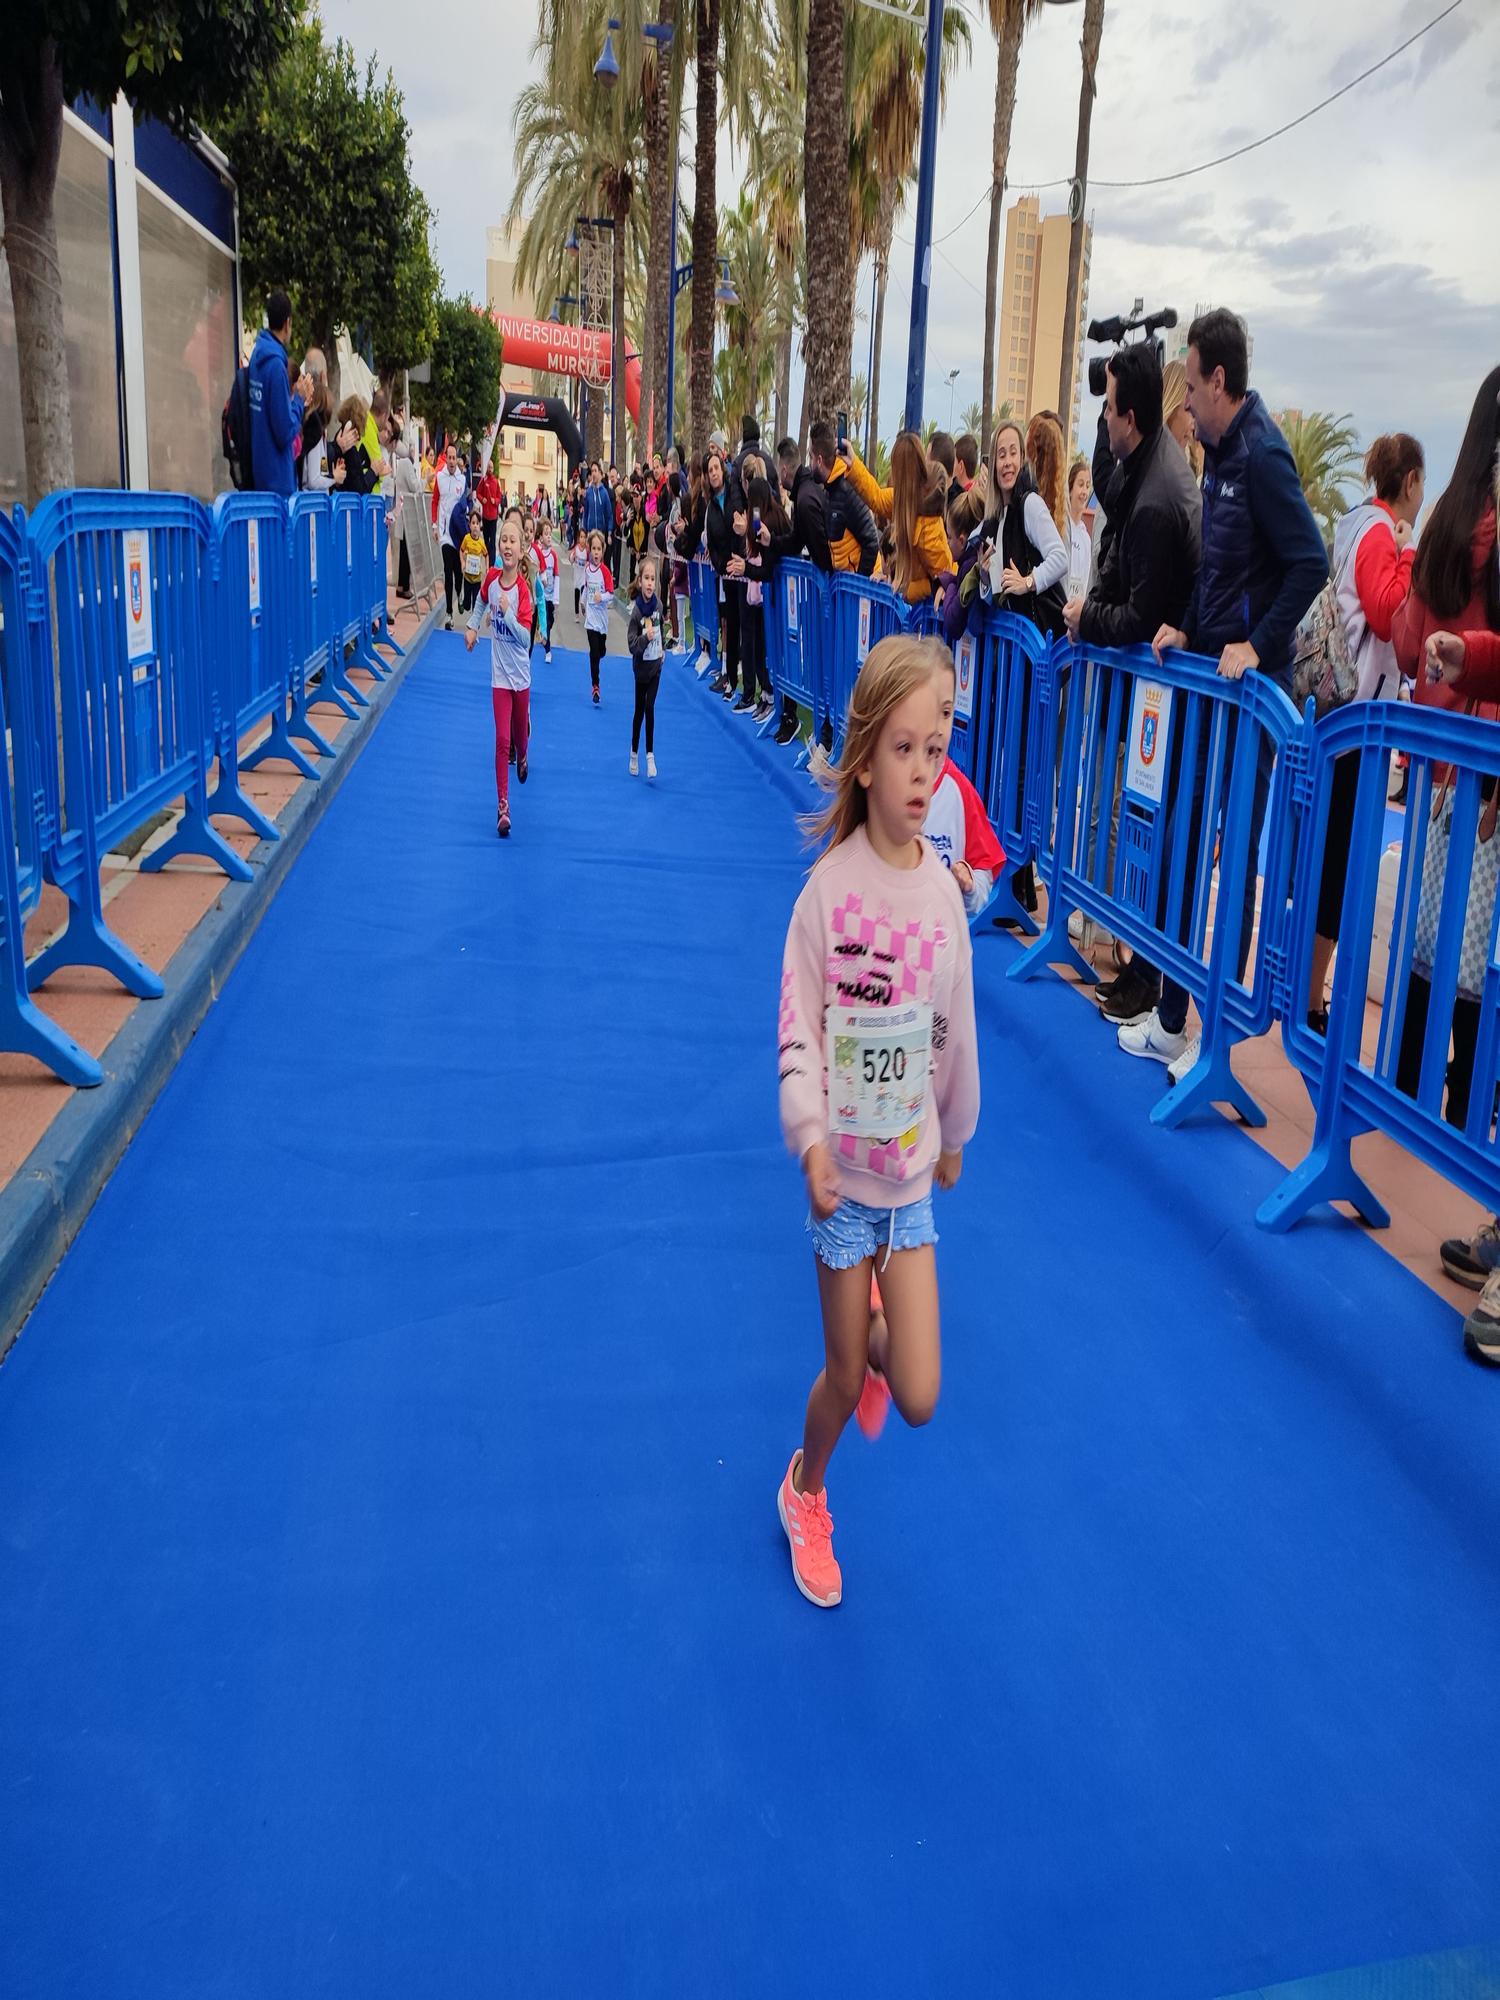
[465,508,533,838]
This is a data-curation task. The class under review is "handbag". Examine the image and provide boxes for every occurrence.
[1291,530,1360,719]
[1412,744,1500,1000]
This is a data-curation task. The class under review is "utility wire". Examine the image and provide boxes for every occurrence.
[898,0,1467,240]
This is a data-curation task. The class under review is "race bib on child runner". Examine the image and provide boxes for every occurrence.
[826,1002,932,1144]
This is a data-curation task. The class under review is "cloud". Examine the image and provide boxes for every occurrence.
[1192,15,1267,87]
[1329,0,1478,94]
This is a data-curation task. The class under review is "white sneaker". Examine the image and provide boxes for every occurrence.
[1167,1033,1201,1085]
[1117,1009,1189,1066]
[646,752,657,780]
[629,751,638,776]
[1068,910,1115,952]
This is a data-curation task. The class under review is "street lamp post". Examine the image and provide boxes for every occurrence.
[901,0,945,435]
[945,367,960,429]
[896,0,1082,436]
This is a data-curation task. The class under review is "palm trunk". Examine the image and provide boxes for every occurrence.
[1058,0,1105,455]
[802,0,853,426]
[0,39,73,504]
[774,325,792,444]
[868,178,897,461]
[689,0,722,461]
[797,366,810,457]
[980,4,1025,453]
[640,0,677,461]
[611,191,629,468]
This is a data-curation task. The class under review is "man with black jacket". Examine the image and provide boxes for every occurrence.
[1061,342,1202,1020]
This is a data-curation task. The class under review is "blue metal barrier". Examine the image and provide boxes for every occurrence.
[23,490,252,997]
[200,493,298,838]
[688,559,719,675]
[768,559,829,755]
[0,507,102,1083]
[364,495,404,662]
[287,494,344,748]
[328,494,374,702]
[1259,700,1500,1233]
[1012,638,1301,1128]
[829,574,904,760]
[960,605,1052,932]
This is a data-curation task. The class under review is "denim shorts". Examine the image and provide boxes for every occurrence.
[808,1192,938,1271]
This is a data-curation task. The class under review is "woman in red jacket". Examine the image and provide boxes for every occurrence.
[1390,365,1500,1133]
[1306,433,1424,1028]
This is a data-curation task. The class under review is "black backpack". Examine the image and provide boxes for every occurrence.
[222,364,254,489]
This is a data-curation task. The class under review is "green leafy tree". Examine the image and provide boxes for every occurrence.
[210,25,438,400]
[0,3,297,502]
[961,400,984,438]
[411,298,503,450]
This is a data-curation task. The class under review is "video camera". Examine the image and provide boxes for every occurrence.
[1086,303,1178,399]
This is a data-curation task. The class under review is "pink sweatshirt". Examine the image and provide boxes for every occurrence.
[778,824,980,1208]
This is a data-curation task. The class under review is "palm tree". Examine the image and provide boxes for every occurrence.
[848,4,969,449]
[738,1,805,445]
[802,0,853,425]
[639,1,689,460]
[718,192,782,435]
[1282,411,1363,545]
[511,9,647,464]
[961,399,984,438]
[981,0,1044,451]
[1058,0,1107,449]
[849,372,868,446]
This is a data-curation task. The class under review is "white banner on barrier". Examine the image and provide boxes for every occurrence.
[857,595,871,664]
[247,518,261,612]
[954,633,975,721]
[786,573,798,636]
[122,530,154,661]
[1125,679,1172,804]
[346,511,353,565]
[309,522,318,590]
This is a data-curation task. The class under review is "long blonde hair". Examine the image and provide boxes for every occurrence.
[1163,360,1204,480]
[335,392,369,436]
[1025,413,1067,535]
[889,432,948,598]
[806,634,951,853]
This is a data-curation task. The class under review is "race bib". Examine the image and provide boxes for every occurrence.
[826,1002,932,1143]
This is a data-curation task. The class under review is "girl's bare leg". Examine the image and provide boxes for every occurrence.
[873,1245,941,1427]
[797,1258,874,1494]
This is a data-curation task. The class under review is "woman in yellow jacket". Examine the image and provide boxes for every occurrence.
[843,432,954,603]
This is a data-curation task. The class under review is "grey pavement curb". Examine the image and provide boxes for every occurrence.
[0,605,440,1358]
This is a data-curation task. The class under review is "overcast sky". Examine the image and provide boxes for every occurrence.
[319,0,1496,493]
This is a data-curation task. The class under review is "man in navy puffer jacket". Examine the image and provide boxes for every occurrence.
[1119,308,1327,1071]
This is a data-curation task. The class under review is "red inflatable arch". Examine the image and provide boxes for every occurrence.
[490,312,642,430]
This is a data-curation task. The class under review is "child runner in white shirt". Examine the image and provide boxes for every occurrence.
[776,633,981,1609]
[536,519,561,666]
[464,508,532,839]
[581,528,614,707]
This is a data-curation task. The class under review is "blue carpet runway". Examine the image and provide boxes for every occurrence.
[1,633,1497,1999]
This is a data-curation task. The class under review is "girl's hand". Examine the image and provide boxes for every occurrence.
[1394,518,1413,551]
[1426,631,1467,685]
[951,860,974,895]
[732,510,747,536]
[802,1141,840,1220]
[758,523,771,547]
[935,1147,963,1191]
[1000,562,1029,597]
[464,628,477,652]
[727,556,746,578]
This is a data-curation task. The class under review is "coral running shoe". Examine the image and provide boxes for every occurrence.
[777,1452,841,1608]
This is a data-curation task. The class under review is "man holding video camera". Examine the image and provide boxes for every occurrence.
[1119,308,1326,1071]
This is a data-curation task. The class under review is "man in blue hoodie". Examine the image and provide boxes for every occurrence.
[1117,307,1328,1071]
[248,291,311,498]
